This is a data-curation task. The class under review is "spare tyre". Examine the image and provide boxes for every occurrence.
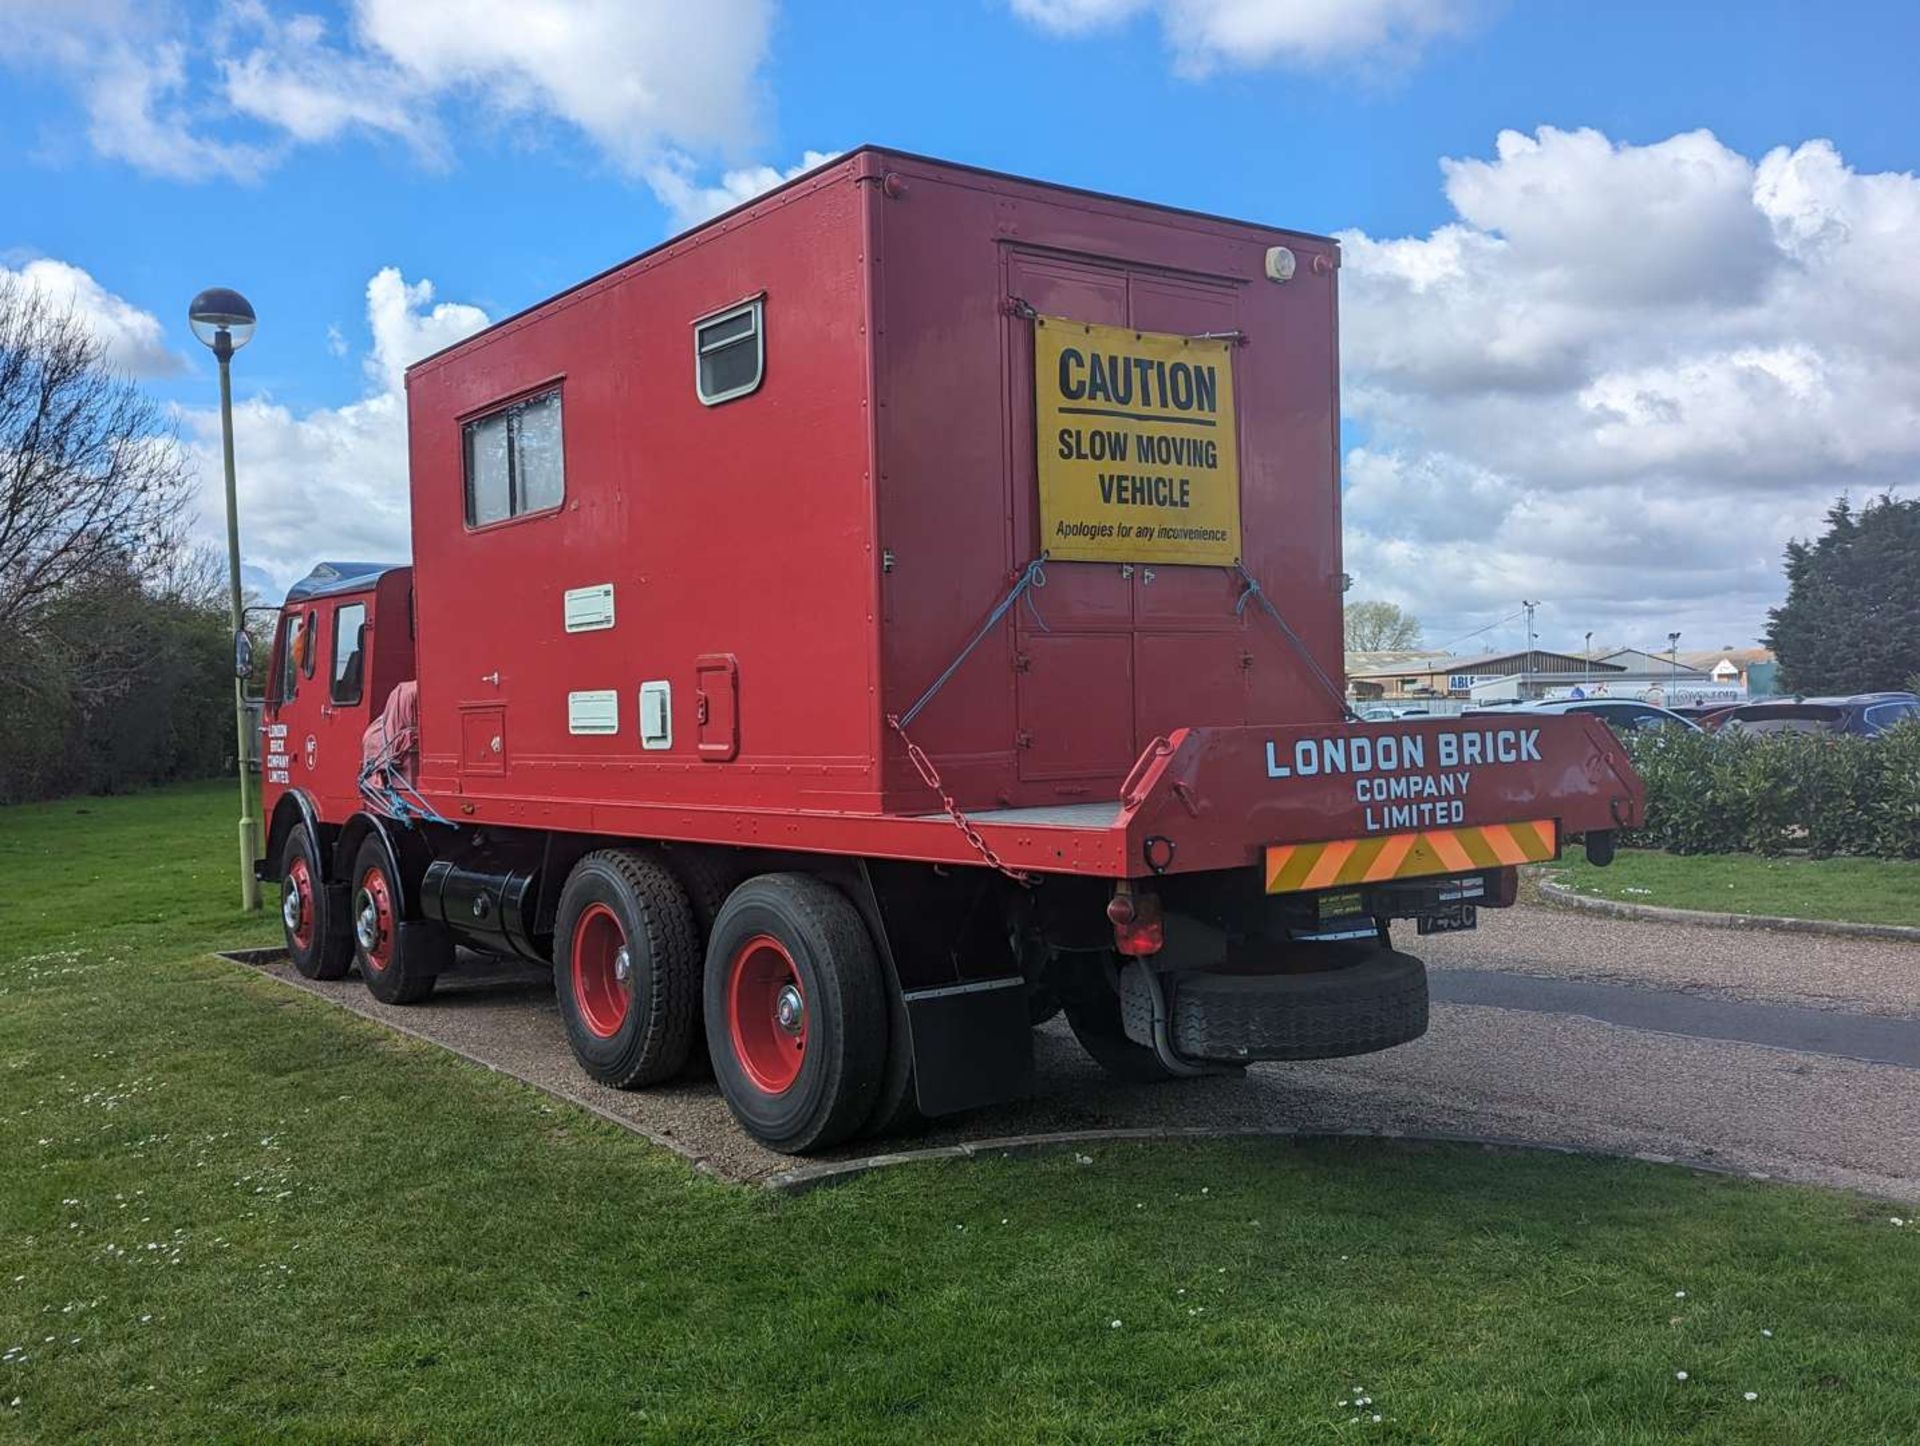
[1120,949,1428,1063]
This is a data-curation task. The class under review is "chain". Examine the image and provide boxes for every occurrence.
[888,714,1036,885]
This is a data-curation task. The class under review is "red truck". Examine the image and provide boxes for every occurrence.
[255,148,1642,1154]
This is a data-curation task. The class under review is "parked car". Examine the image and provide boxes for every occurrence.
[1469,698,1704,735]
[1712,692,1920,738]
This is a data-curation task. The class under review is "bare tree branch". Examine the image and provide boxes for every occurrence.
[0,274,194,634]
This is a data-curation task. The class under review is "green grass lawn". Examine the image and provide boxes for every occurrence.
[1549,848,1920,929]
[4,783,1919,1442]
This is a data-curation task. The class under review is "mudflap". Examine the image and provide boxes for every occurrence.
[902,977,1034,1117]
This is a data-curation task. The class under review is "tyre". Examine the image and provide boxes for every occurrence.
[1120,949,1428,1062]
[859,963,923,1141]
[705,873,888,1154]
[554,851,701,1088]
[350,837,445,1005]
[280,828,352,980]
[657,847,746,1081]
[1063,967,1183,1083]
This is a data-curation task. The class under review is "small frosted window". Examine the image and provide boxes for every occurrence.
[694,299,764,405]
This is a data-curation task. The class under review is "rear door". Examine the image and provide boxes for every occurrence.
[1006,251,1249,789]
[1006,252,1136,785]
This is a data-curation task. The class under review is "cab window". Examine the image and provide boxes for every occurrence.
[277,611,306,702]
[331,603,367,705]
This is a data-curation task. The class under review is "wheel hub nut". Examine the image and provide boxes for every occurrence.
[355,893,379,951]
[614,946,631,985]
[775,983,804,1033]
[283,890,302,932]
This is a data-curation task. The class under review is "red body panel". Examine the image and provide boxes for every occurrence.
[266,148,1641,885]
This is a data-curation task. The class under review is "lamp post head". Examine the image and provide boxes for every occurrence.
[188,287,256,361]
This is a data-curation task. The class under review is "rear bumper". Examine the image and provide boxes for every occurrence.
[1105,715,1642,879]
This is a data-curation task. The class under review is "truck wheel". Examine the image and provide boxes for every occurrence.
[859,971,923,1141]
[280,829,351,980]
[1122,949,1429,1062]
[1063,974,1183,1084]
[555,851,701,1089]
[657,847,745,1081]
[351,837,443,1005]
[705,874,887,1154]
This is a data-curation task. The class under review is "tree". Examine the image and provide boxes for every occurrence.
[1766,495,1920,694]
[0,274,192,636]
[1344,599,1423,651]
[0,275,229,803]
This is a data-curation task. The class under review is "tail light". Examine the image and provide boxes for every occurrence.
[1107,887,1164,957]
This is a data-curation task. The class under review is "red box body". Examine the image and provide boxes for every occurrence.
[403,149,1346,833]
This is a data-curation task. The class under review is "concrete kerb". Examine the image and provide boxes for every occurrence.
[213,947,1833,1204]
[758,1127,1787,1196]
[1536,875,1920,944]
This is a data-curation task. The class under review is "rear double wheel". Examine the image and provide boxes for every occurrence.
[705,874,887,1154]
[554,851,702,1088]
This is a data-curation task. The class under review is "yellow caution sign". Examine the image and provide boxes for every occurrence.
[1033,315,1241,566]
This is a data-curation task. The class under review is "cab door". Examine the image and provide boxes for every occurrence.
[311,596,377,807]
[262,603,318,798]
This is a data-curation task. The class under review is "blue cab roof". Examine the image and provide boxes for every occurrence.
[284,561,406,603]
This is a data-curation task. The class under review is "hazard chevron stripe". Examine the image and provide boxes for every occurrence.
[1264,819,1557,893]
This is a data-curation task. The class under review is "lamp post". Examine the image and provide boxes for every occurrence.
[1584,630,1593,690]
[188,287,261,912]
[1667,630,1682,709]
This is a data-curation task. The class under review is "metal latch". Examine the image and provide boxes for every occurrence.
[696,694,710,725]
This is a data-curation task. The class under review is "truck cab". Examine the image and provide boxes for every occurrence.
[259,563,416,981]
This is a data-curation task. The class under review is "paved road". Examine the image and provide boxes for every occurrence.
[239,903,1920,1199]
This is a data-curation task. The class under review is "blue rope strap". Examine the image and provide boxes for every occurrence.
[897,556,1049,730]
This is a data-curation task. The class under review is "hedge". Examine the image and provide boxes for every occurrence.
[1620,724,1920,859]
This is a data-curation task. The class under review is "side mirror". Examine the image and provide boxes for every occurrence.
[234,630,253,680]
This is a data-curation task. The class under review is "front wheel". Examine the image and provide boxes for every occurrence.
[280,828,351,980]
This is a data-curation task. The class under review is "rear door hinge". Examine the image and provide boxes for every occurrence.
[1014,652,1032,673]
[1015,731,1033,749]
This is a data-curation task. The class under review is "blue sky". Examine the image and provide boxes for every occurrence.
[4,0,1917,654]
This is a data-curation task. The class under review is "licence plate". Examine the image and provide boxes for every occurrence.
[1418,904,1477,935]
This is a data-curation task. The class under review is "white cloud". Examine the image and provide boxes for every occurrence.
[1,257,184,377]
[361,267,490,393]
[646,148,839,233]
[0,0,773,191]
[1010,0,1471,73]
[355,0,771,168]
[178,266,491,589]
[1338,126,1920,650]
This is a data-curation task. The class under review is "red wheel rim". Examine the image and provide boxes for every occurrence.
[355,866,395,973]
[571,903,630,1039]
[284,856,315,952]
[726,933,807,1095]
